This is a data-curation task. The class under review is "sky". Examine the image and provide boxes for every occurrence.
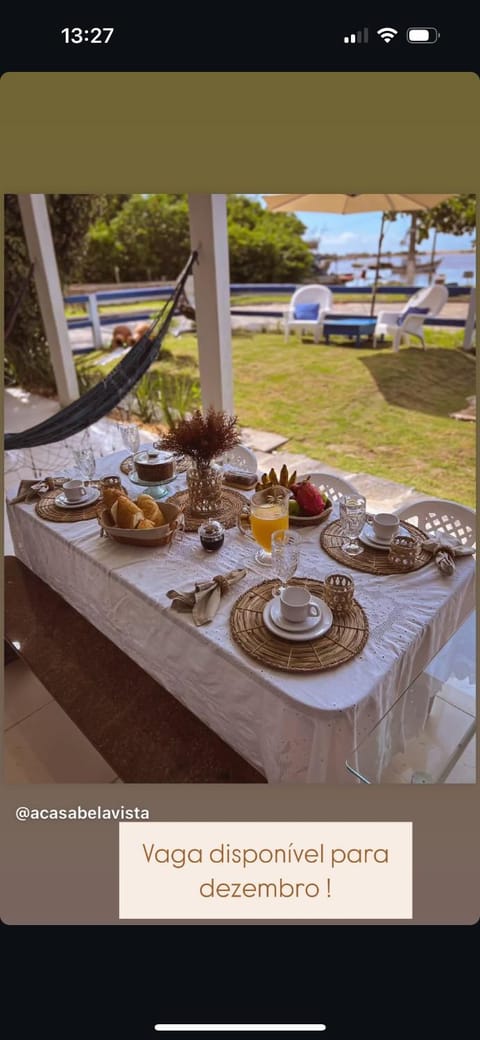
[250,196,475,255]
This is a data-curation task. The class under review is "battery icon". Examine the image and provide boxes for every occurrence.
[407,27,439,43]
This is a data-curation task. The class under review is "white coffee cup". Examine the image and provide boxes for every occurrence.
[272,585,320,623]
[372,512,400,541]
[63,479,87,503]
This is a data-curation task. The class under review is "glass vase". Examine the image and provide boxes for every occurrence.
[186,462,223,517]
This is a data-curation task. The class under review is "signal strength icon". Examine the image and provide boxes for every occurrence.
[377,26,398,42]
[344,28,369,44]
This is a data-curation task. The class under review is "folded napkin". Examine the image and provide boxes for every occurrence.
[422,536,475,575]
[8,478,58,505]
[166,568,247,625]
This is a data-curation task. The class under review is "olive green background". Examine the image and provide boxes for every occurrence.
[0,72,478,924]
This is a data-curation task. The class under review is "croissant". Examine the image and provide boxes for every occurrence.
[103,487,126,511]
[137,518,155,530]
[112,496,144,530]
[136,494,166,527]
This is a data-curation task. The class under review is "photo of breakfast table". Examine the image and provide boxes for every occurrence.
[6,450,475,784]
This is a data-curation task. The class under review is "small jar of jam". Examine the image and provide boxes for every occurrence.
[199,517,225,552]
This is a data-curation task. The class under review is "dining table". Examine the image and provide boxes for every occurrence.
[6,450,475,784]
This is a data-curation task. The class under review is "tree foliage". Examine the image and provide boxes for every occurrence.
[82,194,313,283]
[5,194,110,393]
[415,194,476,243]
[384,195,476,245]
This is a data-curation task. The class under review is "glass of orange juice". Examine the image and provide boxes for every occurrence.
[237,485,290,565]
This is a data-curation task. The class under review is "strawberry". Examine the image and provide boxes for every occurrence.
[291,481,326,516]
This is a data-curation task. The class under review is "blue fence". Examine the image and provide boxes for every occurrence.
[65,283,470,349]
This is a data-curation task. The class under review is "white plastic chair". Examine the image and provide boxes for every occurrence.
[306,472,359,504]
[217,444,258,473]
[284,285,333,344]
[397,498,476,549]
[373,284,448,352]
[397,498,476,739]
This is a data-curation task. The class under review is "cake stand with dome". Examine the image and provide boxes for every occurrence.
[130,448,177,501]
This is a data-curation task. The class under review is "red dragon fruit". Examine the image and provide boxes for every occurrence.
[291,481,327,516]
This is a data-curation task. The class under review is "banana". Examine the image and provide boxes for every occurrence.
[255,466,299,491]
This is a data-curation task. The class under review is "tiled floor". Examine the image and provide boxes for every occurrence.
[4,658,120,783]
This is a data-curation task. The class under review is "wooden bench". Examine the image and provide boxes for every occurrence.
[4,556,264,783]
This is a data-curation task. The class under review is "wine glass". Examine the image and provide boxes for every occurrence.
[72,446,96,482]
[119,423,140,455]
[271,529,301,590]
[342,494,366,556]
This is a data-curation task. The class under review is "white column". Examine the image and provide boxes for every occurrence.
[187,194,233,413]
[87,293,104,349]
[462,287,476,351]
[18,194,79,405]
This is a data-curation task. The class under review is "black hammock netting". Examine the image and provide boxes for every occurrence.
[4,250,198,451]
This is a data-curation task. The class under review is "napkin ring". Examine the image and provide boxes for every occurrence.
[213,575,230,593]
[323,573,355,614]
[388,535,419,571]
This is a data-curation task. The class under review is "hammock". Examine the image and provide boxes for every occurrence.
[5,251,198,451]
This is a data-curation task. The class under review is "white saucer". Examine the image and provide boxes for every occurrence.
[55,487,100,509]
[359,521,408,550]
[263,596,333,642]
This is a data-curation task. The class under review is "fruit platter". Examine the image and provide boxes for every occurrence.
[255,467,332,527]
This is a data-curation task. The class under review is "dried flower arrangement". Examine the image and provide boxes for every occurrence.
[161,407,241,468]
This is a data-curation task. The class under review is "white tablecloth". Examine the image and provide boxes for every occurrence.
[7,452,475,783]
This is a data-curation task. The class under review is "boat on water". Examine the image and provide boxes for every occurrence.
[367,257,442,275]
[312,255,332,277]
[312,255,354,284]
[314,272,354,285]
[391,258,442,275]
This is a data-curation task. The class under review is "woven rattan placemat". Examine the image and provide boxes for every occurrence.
[165,487,248,532]
[35,478,124,523]
[230,577,368,673]
[320,518,430,574]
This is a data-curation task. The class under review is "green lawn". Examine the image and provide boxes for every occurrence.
[79,329,476,506]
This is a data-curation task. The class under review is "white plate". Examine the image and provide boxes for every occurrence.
[359,521,409,550]
[263,595,333,642]
[55,487,101,509]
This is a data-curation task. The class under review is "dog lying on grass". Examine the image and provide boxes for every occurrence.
[111,322,151,349]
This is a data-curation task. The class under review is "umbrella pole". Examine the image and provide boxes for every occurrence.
[370,212,386,317]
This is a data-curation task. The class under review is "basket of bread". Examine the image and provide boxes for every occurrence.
[98,488,183,547]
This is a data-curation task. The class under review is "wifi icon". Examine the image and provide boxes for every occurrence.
[377,26,398,42]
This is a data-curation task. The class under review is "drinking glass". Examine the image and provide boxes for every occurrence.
[119,423,140,455]
[72,446,96,482]
[237,485,290,566]
[271,529,301,591]
[338,492,348,533]
[342,494,366,556]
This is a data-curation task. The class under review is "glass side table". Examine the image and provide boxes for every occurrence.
[346,614,476,784]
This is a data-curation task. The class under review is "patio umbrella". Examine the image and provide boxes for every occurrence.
[263,194,455,315]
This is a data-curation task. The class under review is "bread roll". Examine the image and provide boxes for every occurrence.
[113,496,144,530]
[136,494,166,527]
[137,519,155,530]
[103,487,126,511]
